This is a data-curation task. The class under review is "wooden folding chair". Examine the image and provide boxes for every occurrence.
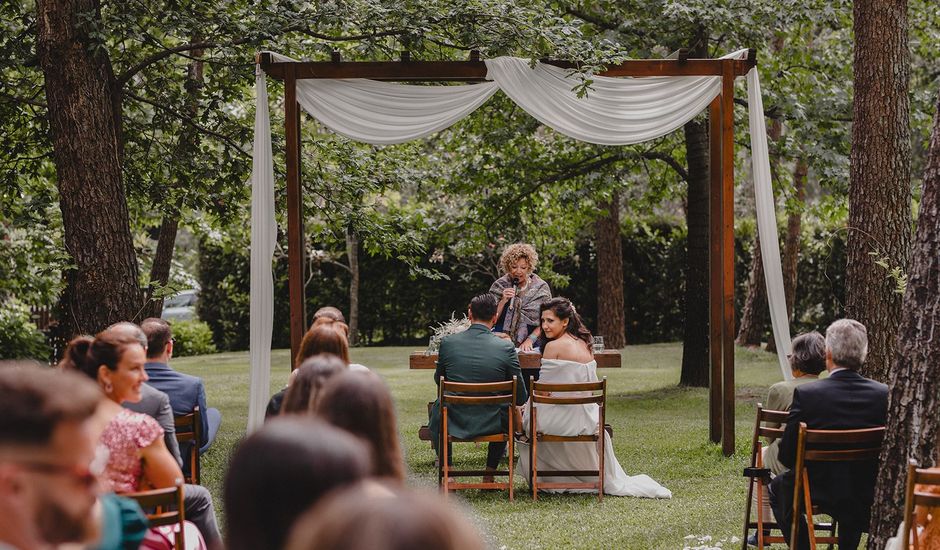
[528,376,606,502]
[438,376,517,501]
[174,406,201,485]
[742,403,790,549]
[790,423,885,550]
[902,459,940,550]
[123,479,186,549]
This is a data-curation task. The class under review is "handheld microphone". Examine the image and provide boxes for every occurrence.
[509,277,520,309]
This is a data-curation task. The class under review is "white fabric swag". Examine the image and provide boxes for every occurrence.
[247,50,792,431]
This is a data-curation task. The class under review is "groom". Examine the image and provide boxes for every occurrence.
[429,293,528,477]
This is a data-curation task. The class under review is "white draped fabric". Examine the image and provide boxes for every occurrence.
[246,68,276,433]
[247,51,793,429]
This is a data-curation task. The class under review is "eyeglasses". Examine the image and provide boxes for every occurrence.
[13,460,100,488]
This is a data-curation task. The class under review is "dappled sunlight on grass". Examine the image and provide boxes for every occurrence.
[173,342,786,549]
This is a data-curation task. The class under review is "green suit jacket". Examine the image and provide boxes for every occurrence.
[428,323,527,444]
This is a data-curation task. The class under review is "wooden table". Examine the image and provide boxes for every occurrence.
[409,349,621,370]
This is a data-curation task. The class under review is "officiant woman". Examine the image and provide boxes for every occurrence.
[489,243,552,351]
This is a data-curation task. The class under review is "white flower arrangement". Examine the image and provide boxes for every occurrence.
[426,313,471,354]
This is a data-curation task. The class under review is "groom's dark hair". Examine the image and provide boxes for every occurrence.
[469,293,497,322]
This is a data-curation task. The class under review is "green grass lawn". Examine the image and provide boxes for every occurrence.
[174,343,789,549]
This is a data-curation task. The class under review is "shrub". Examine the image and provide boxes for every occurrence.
[0,298,51,361]
[170,319,217,357]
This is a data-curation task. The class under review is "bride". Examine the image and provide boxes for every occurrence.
[516,297,671,498]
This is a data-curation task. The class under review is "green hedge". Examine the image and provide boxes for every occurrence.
[0,298,51,361]
[170,319,217,357]
[196,222,847,351]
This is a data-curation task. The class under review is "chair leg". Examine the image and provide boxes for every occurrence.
[597,433,604,503]
[802,473,816,550]
[508,415,514,502]
[441,409,449,497]
[531,406,538,501]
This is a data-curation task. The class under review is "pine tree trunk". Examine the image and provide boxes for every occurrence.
[346,227,360,346]
[680,117,710,387]
[736,237,768,348]
[143,44,204,320]
[36,0,141,336]
[596,190,626,349]
[767,158,805,353]
[847,0,912,383]
[867,89,940,550]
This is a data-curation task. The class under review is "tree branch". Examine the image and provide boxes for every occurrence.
[124,91,249,157]
[0,90,47,109]
[116,37,257,87]
[640,151,688,181]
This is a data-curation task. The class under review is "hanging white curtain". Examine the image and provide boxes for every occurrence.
[746,68,792,378]
[247,50,793,428]
[247,67,276,433]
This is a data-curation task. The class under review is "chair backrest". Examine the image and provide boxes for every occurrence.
[123,479,186,548]
[755,403,788,439]
[796,423,885,463]
[530,379,606,406]
[902,459,940,549]
[439,378,517,407]
[174,406,201,484]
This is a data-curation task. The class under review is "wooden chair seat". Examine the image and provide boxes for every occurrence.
[790,423,885,550]
[122,479,186,549]
[742,404,838,550]
[174,406,201,485]
[528,376,607,502]
[438,377,518,500]
[902,459,940,550]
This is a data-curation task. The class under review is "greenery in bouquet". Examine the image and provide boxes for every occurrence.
[426,314,471,354]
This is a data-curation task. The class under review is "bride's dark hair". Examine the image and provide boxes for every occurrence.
[539,297,593,349]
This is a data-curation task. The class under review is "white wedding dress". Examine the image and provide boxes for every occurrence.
[516,359,672,498]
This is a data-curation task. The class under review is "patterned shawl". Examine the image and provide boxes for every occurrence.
[489,273,552,345]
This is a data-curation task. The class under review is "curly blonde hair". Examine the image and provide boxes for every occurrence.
[499,243,539,275]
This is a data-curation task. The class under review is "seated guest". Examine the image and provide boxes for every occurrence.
[770,319,888,550]
[885,438,940,550]
[0,366,102,549]
[489,243,552,351]
[315,371,406,483]
[312,305,345,325]
[516,297,671,498]
[109,321,183,467]
[60,330,222,549]
[286,486,484,550]
[297,325,368,372]
[224,418,370,550]
[140,318,222,455]
[763,331,826,475]
[428,293,527,480]
[281,354,345,415]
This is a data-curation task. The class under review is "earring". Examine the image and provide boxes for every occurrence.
[103,381,113,394]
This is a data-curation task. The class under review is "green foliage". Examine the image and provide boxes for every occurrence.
[0,298,51,361]
[169,319,217,358]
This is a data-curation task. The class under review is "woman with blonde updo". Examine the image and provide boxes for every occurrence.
[488,243,552,351]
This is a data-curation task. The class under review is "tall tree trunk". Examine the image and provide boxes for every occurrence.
[766,158,806,353]
[36,0,141,336]
[596,190,626,349]
[867,89,940,550]
[143,44,204,320]
[736,237,768,348]
[346,226,360,346]
[847,0,912,383]
[680,116,710,387]
[678,27,710,387]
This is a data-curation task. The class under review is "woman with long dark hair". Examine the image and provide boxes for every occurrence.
[315,372,406,483]
[517,297,671,498]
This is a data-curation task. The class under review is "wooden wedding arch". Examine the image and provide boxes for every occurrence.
[258,49,757,456]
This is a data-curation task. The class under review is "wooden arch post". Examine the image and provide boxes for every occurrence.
[259,50,756,456]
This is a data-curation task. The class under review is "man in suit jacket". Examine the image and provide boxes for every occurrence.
[770,319,888,550]
[124,383,183,467]
[140,318,221,457]
[429,293,528,475]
